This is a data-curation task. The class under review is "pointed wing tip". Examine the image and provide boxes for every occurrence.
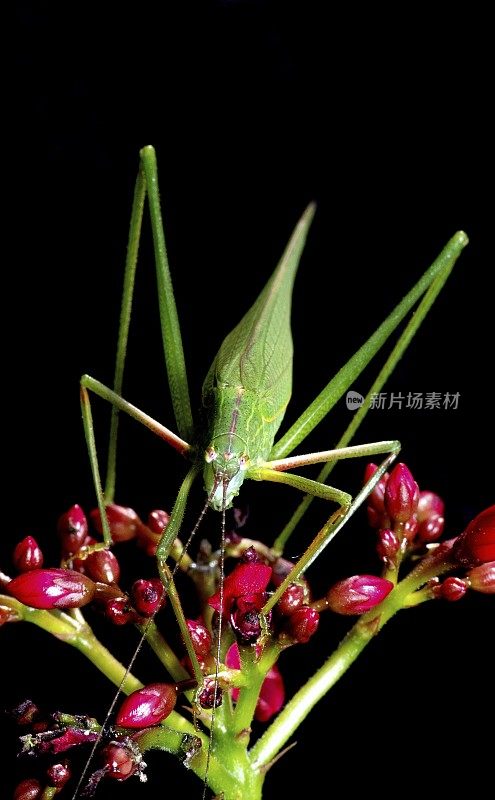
[303,201,317,225]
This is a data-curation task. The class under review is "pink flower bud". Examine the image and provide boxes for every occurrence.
[84,549,121,585]
[8,568,96,609]
[453,505,495,566]
[467,562,495,594]
[116,683,177,728]
[255,664,285,722]
[364,462,389,513]
[384,463,419,524]
[225,643,242,702]
[57,504,88,556]
[367,505,387,529]
[208,562,272,615]
[417,513,445,544]
[14,779,42,800]
[327,574,394,615]
[13,536,44,572]
[90,504,139,542]
[225,643,285,722]
[284,606,319,643]
[186,619,212,658]
[417,491,445,523]
[132,578,166,616]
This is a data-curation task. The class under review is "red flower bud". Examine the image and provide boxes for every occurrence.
[225,643,285,721]
[271,557,309,592]
[240,545,264,564]
[376,528,400,563]
[135,509,171,555]
[277,582,307,616]
[14,779,42,800]
[198,678,222,709]
[435,576,468,602]
[90,504,139,542]
[453,505,495,566]
[132,578,166,617]
[116,683,177,728]
[84,549,121,584]
[402,514,419,541]
[327,574,394,615]
[186,619,212,658]
[13,536,44,572]
[57,504,88,556]
[367,505,387,529]
[467,561,495,594]
[47,761,71,788]
[384,463,419,524]
[417,513,445,544]
[147,509,170,535]
[255,664,285,722]
[230,594,267,644]
[8,568,96,609]
[284,605,319,643]
[417,491,445,523]
[101,741,140,780]
[104,596,137,625]
[208,562,272,615]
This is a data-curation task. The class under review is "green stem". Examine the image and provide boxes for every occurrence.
[232,645,281,738]
[41,788,58,800]
[1,595,197,736]
[251,545,455,769]
[140,618,190,682]
[136,724,261,800]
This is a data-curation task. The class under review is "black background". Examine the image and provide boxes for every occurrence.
[2,3,493,798]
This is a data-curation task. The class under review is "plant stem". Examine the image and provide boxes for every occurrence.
[251,544,455,769]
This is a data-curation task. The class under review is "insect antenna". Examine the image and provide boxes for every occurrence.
[71,480,220,800]
[202,477,228,800]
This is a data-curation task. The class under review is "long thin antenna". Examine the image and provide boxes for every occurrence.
[201,478,227,800]
[72,481,219,799]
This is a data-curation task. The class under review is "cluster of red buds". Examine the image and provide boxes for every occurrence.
[4,504,169,626]
[363,462,494,602]
[2,471,493,796]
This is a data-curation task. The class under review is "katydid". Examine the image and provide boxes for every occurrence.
[76,145,467,798]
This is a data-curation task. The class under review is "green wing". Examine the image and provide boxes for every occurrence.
[202,204,316,423]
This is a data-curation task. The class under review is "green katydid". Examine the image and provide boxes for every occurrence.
[76,145,467,798]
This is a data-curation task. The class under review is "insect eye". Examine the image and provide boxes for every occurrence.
[205,447,217,463]
[239,454,249,469]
